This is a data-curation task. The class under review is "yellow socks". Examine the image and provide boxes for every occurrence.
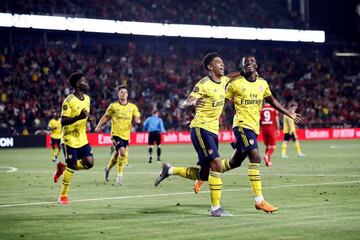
[107,154,118,171]
[281,142,287,156]
[209,171,222,208]
[76,160,87,170]
[117,155,126,176]
[295,140,302,154]
[172,167,199,180]
[60,167,74,197]
[124,148,129,165]
[248,163,262,198]
[221,158,232,173]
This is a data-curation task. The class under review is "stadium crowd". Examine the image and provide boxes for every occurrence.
[0,35,359,134]
[0,0,305,29]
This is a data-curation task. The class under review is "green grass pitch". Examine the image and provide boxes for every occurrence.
[0,140,360,240]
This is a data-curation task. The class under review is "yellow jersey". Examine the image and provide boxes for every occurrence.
[225,76,271,134]
[48,118,61,139]
[105,102,140,140]
[283,115,296,134]
[61,94,90,148]
[189,76,229,134]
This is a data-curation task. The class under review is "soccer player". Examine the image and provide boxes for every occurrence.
[95,85,141,185]
[218,55,301,213]
[281,102,306,158]
[154,52,233,217]
[260,103,280,167]
[54,72,95,205]
[143,110,166,163]
[47,111,61,163]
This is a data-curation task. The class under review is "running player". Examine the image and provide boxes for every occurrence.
[95,85,141,185]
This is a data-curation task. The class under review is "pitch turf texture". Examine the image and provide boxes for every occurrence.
[1,140,359,240]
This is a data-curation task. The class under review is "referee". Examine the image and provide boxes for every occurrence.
[143,110,166,163]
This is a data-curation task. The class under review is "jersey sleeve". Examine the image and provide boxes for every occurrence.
[105,103,113,117]
[133,105,141,118]
[61,100,72,117]
[263,81,272,98]
[189,82,206,99]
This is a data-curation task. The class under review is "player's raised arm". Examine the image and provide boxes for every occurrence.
[264,95,301,124]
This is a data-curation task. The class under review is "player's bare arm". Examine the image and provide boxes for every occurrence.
[183,95,205,108]
[264,96,301,124]
[94,114,111,132]
[61,108,89,126]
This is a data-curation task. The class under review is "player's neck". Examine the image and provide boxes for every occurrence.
[208,73,221,83]
[245,72,257,82]
[119,99,128,105]
[74,90,85,100]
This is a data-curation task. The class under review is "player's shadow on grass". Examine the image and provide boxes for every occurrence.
[138,203,210,216]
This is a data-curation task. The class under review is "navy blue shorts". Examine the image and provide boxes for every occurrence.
[284,133,297,141]
[233,127,258,153]
[190,127,219,166]
[112,136,128,151]
[62,143,93,167]
[51,138,61,148]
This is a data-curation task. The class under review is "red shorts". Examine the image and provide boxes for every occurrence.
[261,127,277,146]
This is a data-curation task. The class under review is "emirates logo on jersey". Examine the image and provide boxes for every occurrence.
[259,86,264,92]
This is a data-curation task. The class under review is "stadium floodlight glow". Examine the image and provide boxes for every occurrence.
[0,13,13,27]
[0,13,325,43]
[335,52,360,57]
[118,21,164,36]
[257,28,300,42]
[299,30,325,43]
[164,24,213,38]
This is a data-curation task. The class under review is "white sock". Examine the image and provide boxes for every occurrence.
[211,205,221,211]
[168,167,173,175]
[255,195,264,203]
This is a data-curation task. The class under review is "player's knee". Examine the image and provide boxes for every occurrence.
[65,159,77,170]
[83,158,94,169]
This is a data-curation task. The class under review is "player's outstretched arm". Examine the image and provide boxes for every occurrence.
[183,95,204,108]
[265,96,302,124]
[94,114,111,132]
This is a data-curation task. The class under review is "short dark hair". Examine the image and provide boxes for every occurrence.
[202,52,219,70]
[117,85,128,92]
[69,72,84,88]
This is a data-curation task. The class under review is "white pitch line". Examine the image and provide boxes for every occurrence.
[0,166,18,173]
[0,180,359,208]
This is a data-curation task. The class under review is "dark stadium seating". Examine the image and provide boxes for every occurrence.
[0,30,359,134]
[0,0,305,29]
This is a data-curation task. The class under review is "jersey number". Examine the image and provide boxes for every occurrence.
[264,110,271,122]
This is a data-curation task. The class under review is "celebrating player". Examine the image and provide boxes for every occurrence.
[219,55,301,213]
[54,72,95,205]
[95,85,141,185]
[154,52,233,217]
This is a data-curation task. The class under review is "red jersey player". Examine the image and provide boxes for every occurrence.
[260,103,280,167]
